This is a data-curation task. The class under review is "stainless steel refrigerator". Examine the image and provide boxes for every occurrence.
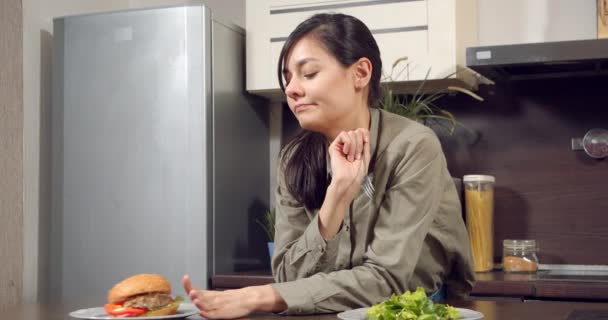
[49,5,269,305]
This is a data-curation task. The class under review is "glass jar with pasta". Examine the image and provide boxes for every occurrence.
[463,175,495,272]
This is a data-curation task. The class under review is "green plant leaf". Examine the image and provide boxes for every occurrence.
[255,208,276,241]
[446,86,484,101]
[379,57,483,136]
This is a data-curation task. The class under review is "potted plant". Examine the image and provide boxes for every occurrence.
[256,208,276,265]
[380,57,484,135]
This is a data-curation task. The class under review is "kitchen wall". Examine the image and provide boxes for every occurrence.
[1,0,24,309]
[21,0,244,303]
[437,77,608,265]
[477,0,597,45]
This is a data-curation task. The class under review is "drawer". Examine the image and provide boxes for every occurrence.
[376,30,431,81]
[271,29,436,83]
[247,0,477,94]
[270,0,357,7]
[268,0,427,40]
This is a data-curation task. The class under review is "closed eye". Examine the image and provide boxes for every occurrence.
[304,72,318,79]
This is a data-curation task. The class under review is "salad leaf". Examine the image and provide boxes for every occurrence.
[366,287,460,320]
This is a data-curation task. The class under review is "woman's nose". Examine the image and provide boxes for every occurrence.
[285,78,303,100]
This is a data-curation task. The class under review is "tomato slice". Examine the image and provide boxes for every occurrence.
[104,303,147,317]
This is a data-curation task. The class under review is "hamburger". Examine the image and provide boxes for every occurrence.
[104,274,183,317]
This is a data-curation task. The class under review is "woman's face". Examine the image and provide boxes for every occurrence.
[282,36,362,137]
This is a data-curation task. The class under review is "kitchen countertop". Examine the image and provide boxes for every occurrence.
[212,270,608,301]
[6,300,608,320]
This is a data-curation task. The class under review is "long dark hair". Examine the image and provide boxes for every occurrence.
[278,13,382,210]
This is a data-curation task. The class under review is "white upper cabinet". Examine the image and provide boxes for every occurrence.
[246,0,479,98]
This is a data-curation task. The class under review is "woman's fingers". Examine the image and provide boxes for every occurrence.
[338,131,352,158]
[191,290,218,311]
[360,127,370,145]
[195,289,253,319]
[182,275,192,293]
[358,129,370,159]
[348,131,362,161]
[334,129,369,162]
[350,129,368,162]
[331,131,354,161]
[184,275,218,312]
[193,298,204,310]
[199,309,216,319]
[363,129,371,171]
[182,285,256,319]
[182,275,197,300]
[183,274,207,306]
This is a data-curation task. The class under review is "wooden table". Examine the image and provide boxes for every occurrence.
[5,300,608,320]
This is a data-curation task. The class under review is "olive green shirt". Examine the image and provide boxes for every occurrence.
[271,108,475,314]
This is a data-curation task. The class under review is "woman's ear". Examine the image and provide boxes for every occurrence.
[352,57,373,89]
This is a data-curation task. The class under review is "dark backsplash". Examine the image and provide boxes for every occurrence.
[437,76,608,265]
[281,76,608,265]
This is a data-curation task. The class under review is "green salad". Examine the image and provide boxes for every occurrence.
[366,287,460,320]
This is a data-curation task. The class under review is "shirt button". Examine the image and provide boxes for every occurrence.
[345,225,350,232]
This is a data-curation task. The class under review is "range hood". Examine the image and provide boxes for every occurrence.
[466,38,608,81]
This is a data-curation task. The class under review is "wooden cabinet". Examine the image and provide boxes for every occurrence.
[246,0,480,99]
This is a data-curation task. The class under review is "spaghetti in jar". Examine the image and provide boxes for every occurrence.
[463,175,495,272]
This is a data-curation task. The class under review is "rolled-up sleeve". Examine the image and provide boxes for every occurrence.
[272,132,446,314]
[271,159,344,279]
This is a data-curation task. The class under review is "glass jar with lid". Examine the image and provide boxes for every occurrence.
[502,239,539,273]
[463,175,495,272]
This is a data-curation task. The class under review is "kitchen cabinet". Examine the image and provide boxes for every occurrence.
[246,0,480,100]
[477,0,597,46]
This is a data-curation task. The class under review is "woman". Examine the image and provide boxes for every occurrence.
[183,13,475,319]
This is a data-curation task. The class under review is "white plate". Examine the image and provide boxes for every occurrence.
[337,307,484,320]
[69,303,199,319]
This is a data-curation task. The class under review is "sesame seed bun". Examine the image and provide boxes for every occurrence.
[107,274,171,303]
